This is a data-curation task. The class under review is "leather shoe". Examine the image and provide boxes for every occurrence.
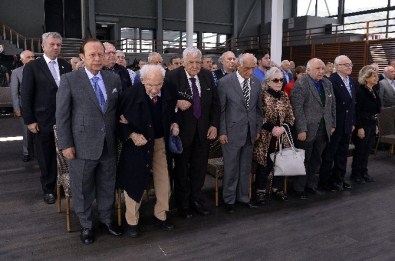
[191,201,210,216]
[343,182,352,190]
[238,201,259,209]
[295,191,307,200]
[43,193,56,204]
[178,208,193,219]
[305,187,324,196]
[126,225,139,238]
[362,174,375,182]
[80,228,94,245]
[22,155,30,162]
[99,222,123,236]
[224,203,235,214]
[153,216,174,231]
[351,176,366,184]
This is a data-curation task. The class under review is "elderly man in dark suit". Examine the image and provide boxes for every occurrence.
[319,55,356,191]
[290,58,336,199]
[56,38,122,245]
[10,50,35,162]
[378,65,395,107]
[218,53,263,213]
[165,47,220,219]
[21,32,72,204]
[117,64,178,238]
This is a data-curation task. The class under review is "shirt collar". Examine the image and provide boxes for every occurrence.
[184,69,198,80]
[43,54,58,64]
[236,71,249,85]
[85,68,103,81]
[308,75,323,85]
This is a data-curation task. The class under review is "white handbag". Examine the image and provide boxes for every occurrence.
[270,124,306,176]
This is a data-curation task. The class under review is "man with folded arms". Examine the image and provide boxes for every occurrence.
[56,38,122,245]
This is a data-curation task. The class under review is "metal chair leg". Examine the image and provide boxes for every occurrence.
[284,177,288,194]
[215,177,219,207]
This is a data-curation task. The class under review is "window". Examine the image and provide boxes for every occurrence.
[120,27,153,53]
[344,0,389,14]
[297,0,338,17]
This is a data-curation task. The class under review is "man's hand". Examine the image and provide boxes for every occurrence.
[177,100,192,111]
[219,134,228,144]
[207,126,217,140]
[170,123,180,136]
[62,147,76,160]
[357,128,365,139]
[256,133,260,140]
[28,122,39,134]
[331,127,335,135]
[14,111,21,117]
[119,114,128,124]
[130,132,147,146]
[297,132,307,141]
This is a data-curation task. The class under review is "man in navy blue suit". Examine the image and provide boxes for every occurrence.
[319,55,356,191]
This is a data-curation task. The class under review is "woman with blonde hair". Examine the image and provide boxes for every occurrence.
[253,67,295,203]
[351,65,381,183]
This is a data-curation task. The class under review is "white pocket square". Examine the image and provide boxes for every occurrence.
[112,88,118,93]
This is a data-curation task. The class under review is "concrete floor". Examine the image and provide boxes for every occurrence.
[0,116,394,260]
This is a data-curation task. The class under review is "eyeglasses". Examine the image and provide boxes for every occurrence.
[338,63,353,67]
[271,78,284,83]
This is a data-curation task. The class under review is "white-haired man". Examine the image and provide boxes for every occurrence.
[165,47,220,219]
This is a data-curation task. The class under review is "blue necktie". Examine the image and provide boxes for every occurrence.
[91,76,106,111]
[189,78,201,119]
[49,60,59,86]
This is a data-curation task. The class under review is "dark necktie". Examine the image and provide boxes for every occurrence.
[189,78,201,119]
[152,96,157,104]
[242,79,250,108]
[91,76,106,112]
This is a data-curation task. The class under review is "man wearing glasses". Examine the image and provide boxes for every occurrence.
[319,55,356,192]
[103,42,131,92]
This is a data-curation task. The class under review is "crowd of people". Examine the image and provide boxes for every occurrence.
[8,31,394,245]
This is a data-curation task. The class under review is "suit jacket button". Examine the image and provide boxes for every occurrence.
[148,124,152,127]
[147,150,150,153]
[146,164,149,168]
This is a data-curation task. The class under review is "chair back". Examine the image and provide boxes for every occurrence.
[378,107,395,136]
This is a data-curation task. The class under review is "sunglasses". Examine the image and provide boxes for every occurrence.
[271,78,284,83]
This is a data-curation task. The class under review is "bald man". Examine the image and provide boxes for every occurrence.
[10,50,35,162]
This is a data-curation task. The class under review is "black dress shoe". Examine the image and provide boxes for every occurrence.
[22,155,30,162]
[351,176,366,184]
[178,208,193,219]
[272,190,288,201]
[43,193,56,204]
[238,201,259,209]
[295,191,307,200]
[305,187,324,195]
[224,203,235,214]
[191,201,210,216]
[153,216,174,231]
[80,228,94,245]
[343,182,352,190]
[362,174,375,182]
[99,222,123,236]
[126,225,139,238]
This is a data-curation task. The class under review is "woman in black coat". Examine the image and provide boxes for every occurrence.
[351,65,381,184]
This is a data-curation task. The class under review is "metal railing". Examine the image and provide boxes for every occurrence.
[1,24,41,53]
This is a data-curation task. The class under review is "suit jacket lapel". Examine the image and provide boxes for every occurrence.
[230,73,245,106]
[38,58,58,88]
[79,70,103,112]
[308,78,323,106]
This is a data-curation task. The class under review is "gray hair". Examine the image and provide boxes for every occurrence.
[116,50,125,55]
[103,42,115,49]
[20,50,33,59]
[262,67,282,91]
[140,64,166,79]
[334,55,350,65]
[306,58,324,70]
[42,32,62,44]
[238,53,257,67]
[182,47,202,60]
[358,65,377,85]
[148,52,162,63]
